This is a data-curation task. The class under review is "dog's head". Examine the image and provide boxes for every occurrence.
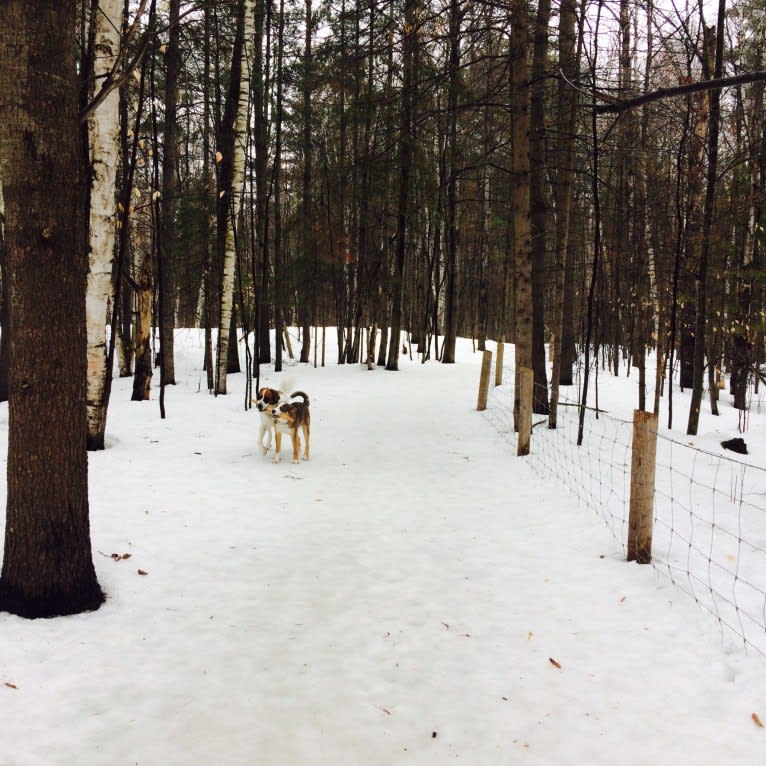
[254,387,283,413]
[273,400,309,429]
[272,402,292,424]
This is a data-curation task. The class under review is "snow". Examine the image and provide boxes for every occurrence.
[1,329,765,765]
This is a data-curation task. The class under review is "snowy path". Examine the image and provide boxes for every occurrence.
[1,333,765,765]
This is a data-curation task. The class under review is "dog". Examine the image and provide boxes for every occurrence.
[272,391,311,464]
[254,385,290,455]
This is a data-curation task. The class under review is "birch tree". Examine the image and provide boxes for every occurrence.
[215,0,254,395]
[85,0,124,449]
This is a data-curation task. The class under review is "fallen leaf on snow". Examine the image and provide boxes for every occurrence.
[4,682,18,690]
[753,713,764,728]
[549,657,562,669]
[137,569,149,576]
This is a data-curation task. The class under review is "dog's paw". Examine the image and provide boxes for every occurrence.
[272,456,281,464]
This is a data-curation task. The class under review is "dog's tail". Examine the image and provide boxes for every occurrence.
[290,390,310,406]
[280,376,295,397]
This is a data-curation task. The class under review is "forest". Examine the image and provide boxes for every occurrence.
[0,0,764,616]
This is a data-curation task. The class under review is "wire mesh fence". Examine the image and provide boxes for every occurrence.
[483,360,766,656]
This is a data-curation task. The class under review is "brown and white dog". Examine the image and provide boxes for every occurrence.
[272,391,311,464]
[254,386,290,455]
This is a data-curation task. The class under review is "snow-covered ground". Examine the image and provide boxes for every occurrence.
[1,329,765,765]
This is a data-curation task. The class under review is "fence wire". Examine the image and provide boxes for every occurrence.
[483,363,766,656]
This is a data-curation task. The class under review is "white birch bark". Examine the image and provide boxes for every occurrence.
[85,0,123,448]
[215,0,255,394]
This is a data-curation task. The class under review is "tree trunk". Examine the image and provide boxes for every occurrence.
[510,0,533,419]
[0,0,104,617]
[386,0,417,371]
[85,0,123,450]
[215,0,253,395]
[273,0,286,373]
[441,0,461,364]
[688,9,725,435]
[253,0,271,365]
[0,178,9,402]
[159,0,181,385]
[131,241,153,401]
[529,0,551,414]
[549,0,581,428]
[299,0,315,365]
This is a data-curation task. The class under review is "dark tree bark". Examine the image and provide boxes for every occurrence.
[688,7,725,435]
[441,0,461,364]
[159,0,181,386]
[0,227,9,403]
[549,0,581,427]
[529,0,551,413]
[0,0,104,617]
[299,0,314,364]
[510,0,532,375]
[253,0,271,365]
[386,0,417,371]
[273,0,286,373]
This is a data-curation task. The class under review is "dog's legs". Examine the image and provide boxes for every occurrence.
[291,432,300,463]
[273,431,282,463]
[258,424,271,455]
[302,424,310,460]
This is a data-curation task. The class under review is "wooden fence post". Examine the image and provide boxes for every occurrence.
[517,367,533,456]
[476,349,493,411]
[495,342,504,386]
[627,409,658,564]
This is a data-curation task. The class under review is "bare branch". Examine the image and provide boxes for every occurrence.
[593,70,766,115]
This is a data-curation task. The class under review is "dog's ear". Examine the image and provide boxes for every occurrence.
[256,388,265,398]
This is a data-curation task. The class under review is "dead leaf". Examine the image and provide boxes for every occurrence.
[137,569,149,576]
[549,657,562,669]
[4,682,18,689]
[753,713,764,728]
[620,596,626,603]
